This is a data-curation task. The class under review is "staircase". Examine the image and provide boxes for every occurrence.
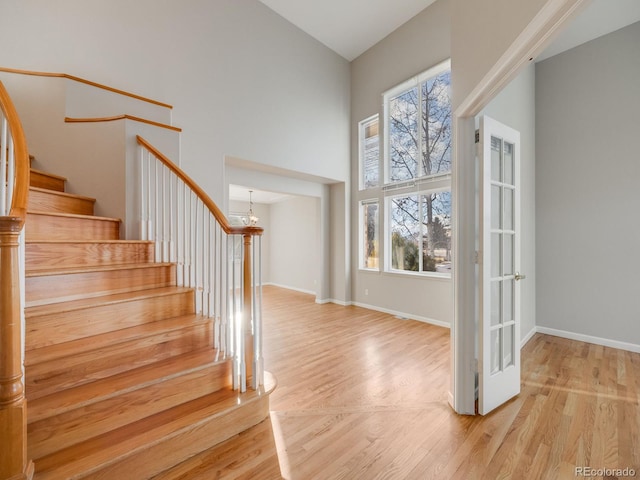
[23,165,274,479]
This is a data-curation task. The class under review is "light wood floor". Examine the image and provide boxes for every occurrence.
[164,286,640,479]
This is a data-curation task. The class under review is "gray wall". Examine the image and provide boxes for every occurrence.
[536,21,640,348]
[350,0,453,326]
[0,0,350,207]
[481,63,537,344]
[0,0,351,306]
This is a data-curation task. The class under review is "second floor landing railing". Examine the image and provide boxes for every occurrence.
[136,136,264,393]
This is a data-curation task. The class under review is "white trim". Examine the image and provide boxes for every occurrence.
[352,301,450,329]
[316,298,352,307]
[520,326,537,348]
[382,58,451,99]
[262,282,316,296]
[536,327,640,354]
[267,283,449,327]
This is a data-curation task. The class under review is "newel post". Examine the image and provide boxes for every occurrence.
[242,233,254,389]
[0,218,33,480]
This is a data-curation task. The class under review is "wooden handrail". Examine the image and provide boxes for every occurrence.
[0,80,30,223]
[0,67,172,110]
[66,115,182,132]
[138,135,264,391]
[136,135,263,237]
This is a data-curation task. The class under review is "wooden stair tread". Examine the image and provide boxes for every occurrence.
[30,169,67,192]
[26,313,209,366]
[20,162,271,477]
[26,240,156,270]
[28,348,227,423]
[30,168,67,182]
[28,354,231,460]
[25,262,176,307]
[27,210,121,222]
[33,372,276,480]
[25,285,192,318]
[27,211,121,241]
[26,239,153,244]
[26,261,174,277]
[29,186,96,203]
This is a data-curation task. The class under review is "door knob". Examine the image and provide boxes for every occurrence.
[515,272,526,281]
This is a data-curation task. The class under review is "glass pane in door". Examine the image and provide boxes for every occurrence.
[504,142,514,185]
[491,137,502,182]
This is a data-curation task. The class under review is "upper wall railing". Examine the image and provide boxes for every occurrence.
[0,80,33,479]
[136,136,264,392]
[0,67,172,110]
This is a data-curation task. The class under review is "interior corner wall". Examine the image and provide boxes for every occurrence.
[480,63,536,344]
[350,0,453,326]
[0,0,350,208]
[330,182,350,304]
[535,21,640,348]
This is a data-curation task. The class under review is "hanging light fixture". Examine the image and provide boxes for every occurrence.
[246,190,259,226]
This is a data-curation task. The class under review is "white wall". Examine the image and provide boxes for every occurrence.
[481,63,536,343]
[350,0,453,326]
[536,21,640,349]
[0,0,350,207]
[268,196,319,294]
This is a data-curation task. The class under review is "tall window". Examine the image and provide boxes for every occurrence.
[359,115,379,189]
[360,200,379,270]
[357,59,452,277]
[385,60,451,183]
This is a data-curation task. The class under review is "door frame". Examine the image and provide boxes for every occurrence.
[450,0,589,414]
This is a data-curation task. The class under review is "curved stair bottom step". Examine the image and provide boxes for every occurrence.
[33,372,276,480]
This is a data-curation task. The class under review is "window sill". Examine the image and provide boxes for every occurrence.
[359,267,381,273]
[384,269,452,281]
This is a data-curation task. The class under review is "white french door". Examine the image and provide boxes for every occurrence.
[478,116,522,415]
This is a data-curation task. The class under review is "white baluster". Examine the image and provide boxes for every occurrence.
[146,152,153,242]
[1,116,8,214]
[7,136,15,215]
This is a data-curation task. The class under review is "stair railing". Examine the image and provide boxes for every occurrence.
[136,136,263,393]
[0,80,34,479]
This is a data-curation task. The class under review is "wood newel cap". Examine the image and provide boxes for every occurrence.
[228,226,264,236]
[0,217,24,234]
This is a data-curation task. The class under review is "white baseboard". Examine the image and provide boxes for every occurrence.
[263,282,316,296]
[536,326,640,354]
[266,284,448,328]
[520,326,537,348]
[316,298,352,306]
[351,301,450,329]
